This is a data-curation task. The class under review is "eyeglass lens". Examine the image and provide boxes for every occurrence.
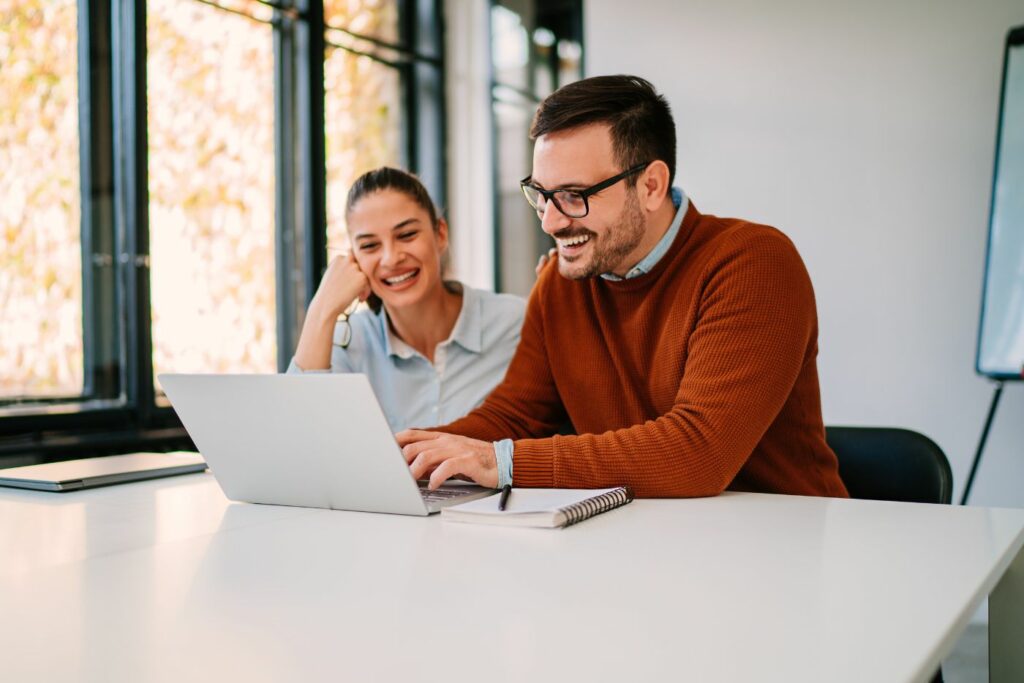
[333,317,352,349]
[523,186,588,219]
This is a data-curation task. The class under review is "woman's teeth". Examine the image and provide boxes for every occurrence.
[384,270,417,285]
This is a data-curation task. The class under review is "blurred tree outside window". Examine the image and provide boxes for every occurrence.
[147,0,278,385]
[0,0,441,448]
[324,0,403,252]
[147,0,403,389]
[0,0,83,400]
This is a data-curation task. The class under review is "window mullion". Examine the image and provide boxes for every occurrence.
[80,0,121,406]
[111,0,154,420]
[79,0,98,400]
[274,7,297,370]
[292,0,327,331]
[402,0,446,207]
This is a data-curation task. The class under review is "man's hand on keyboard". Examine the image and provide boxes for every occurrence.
[397,430,498,490]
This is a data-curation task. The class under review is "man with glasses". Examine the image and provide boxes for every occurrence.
[398,75,848,499]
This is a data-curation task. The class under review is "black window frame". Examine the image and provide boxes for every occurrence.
[0,0,445,463]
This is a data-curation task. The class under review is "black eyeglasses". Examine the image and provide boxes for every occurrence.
[332,300,360,349]
[520,161,651,219]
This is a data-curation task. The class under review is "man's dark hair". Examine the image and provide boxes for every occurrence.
[529,75,676,186]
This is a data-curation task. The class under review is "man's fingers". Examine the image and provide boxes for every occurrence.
[428,458,467,490]
[396,429,442,448]
[404,435,497,489]
[403,441,428,465]
[409,446,453,480]
[407,435,470,480]
[402,435,449,464]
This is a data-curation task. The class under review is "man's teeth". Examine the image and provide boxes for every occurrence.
[384,271,417,285]
[558,234,591,248]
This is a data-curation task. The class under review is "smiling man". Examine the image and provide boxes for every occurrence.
[398,75,849,499]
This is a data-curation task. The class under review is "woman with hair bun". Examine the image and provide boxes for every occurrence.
[289,167,525,432]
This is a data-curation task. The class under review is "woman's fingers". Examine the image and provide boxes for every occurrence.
[535,247,558,276]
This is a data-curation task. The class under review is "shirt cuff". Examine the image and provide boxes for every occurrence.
[493,439,514,488]
[286,358,331,374]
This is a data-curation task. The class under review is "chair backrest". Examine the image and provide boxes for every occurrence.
[825,426,953,505]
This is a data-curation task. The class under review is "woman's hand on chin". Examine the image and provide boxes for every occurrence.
[311,252,371,320]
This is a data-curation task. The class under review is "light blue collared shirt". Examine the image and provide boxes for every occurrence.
[288,283,525,433]
[493,187,689,487]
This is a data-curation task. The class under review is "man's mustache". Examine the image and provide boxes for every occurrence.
[551,227,595,240]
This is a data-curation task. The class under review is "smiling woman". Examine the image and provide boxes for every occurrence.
[288,167,526,433]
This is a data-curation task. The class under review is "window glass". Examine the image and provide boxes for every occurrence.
[0,0,83,400]
[146,0,277,385]
[491,4,529,91]
[0,0,442,439]
[324,0,398,41]
[323,0,403,253]
[490,0,582,295]
[493,93,539,296]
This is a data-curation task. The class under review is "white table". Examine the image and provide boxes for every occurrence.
[1,472,1022,683]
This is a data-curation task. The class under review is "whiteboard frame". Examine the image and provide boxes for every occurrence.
[975,25,1024,380]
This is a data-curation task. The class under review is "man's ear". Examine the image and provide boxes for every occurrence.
[639,160,671,212]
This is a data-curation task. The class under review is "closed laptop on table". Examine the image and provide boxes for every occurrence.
[0,452,207,492]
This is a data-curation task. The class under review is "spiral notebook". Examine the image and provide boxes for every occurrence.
[441,486,634,528]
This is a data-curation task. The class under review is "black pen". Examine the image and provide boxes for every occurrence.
[498,484,512,511]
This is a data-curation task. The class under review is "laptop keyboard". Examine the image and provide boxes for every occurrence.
[419,486,473,503]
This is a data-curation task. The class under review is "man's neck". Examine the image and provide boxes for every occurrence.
[610,198,678,278]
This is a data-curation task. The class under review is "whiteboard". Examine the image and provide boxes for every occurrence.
[977,28,1024,379]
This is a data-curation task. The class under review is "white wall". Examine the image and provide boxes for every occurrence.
[586,0,1024,507]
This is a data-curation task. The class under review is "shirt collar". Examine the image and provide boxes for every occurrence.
[445,283,483,354]
[600,186,688,281]
[381,313,415,360]
[381,283,482,360]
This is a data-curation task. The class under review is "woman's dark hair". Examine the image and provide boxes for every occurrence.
[345,166,439,228]
[344,167,444,314]
[529,75,676,186]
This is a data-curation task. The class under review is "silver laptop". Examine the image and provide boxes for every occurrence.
[0,452,208,492]
[158,373,496,516]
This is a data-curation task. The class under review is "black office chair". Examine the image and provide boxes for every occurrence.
[826,426,953,683]
[825,426,953,505]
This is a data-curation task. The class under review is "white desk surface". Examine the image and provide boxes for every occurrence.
[2,472,1022,683]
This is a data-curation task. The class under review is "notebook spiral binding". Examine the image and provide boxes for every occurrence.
[561,487,635,527]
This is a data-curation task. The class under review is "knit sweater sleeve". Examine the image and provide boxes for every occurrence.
[512,229,818,497]
[432,264,570,441]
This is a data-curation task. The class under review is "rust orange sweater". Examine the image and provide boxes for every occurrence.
[439,203,848,499]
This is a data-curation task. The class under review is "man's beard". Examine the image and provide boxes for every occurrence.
[558,189,646,280]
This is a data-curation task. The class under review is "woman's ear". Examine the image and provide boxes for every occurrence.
[436,217,449,252]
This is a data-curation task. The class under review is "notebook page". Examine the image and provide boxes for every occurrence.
[445,488,621,515]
